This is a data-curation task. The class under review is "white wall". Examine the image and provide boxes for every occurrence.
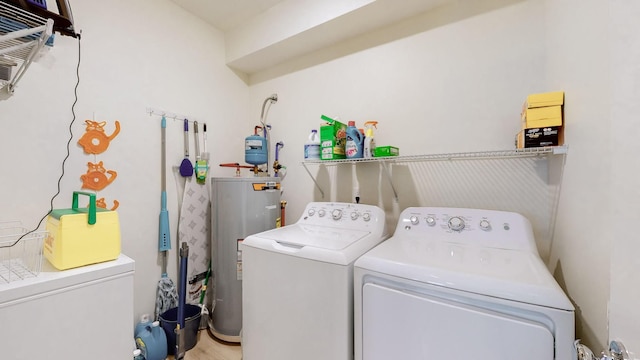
[609,1,640,357]
[252,0,547,222]
[543,0,612,351]
[0,0,249,323]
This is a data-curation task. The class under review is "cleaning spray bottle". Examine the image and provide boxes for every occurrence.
[363,121,378,158]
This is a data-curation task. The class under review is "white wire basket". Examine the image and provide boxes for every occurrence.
[0,221,47,283]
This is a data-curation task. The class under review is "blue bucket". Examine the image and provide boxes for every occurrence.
[159,304,202,355]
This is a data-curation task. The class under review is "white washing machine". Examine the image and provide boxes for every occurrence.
[242,202,389,360]
[354,207,575,360]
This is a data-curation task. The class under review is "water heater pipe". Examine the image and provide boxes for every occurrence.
[260,94,278,176]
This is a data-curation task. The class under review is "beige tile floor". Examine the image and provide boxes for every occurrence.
[167,329,242,360]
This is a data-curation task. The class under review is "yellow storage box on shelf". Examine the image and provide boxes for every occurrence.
[44,191,121,270]
[517,91,565,149]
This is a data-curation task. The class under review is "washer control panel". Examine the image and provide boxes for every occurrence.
[396,207,537,252]
[301,202,386,232]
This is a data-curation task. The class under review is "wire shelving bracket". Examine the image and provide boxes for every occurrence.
[0,1,53,95]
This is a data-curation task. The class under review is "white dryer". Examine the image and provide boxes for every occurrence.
[242,202,388,360]
[354,207,575,360]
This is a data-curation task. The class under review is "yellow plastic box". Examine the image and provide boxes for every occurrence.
[44,191,121,270]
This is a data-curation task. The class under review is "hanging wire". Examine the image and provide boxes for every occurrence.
[0,33,82,249]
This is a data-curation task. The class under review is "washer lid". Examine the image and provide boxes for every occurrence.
[355,237,574,311]
[243,224,384,265]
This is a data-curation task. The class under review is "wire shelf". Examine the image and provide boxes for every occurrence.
[0,221,47,283]
[302,146,568,165]
[0,1,53,93]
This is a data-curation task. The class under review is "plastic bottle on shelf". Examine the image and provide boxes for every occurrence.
[345,121,364,159]
[304,129,321,160]
[363,121,378,158]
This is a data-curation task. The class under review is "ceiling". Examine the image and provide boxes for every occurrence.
[167,0,525,83]
[169,0,284,31]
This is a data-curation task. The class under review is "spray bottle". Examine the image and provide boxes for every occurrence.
[363,121,378,158]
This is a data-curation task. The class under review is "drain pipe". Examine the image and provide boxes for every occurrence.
[274,141,284,177]
[260,94,278,176]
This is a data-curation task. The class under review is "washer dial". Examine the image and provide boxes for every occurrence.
[332,209,343,220]
[448,216,465,232]
[410,216,419,225]
[318,209,326,217]
[351,212,359,220]
[362,213,371,222]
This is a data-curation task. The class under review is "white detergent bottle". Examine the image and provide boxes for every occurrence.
[363,121,378,158]
[304,129,321,160]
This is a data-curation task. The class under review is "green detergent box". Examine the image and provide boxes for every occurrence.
[374,146,399,157]
[320,114,347,160]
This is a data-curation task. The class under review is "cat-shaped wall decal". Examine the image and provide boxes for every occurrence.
[77,120,121,154]
[96,197,120,211]
[80,161,118,191]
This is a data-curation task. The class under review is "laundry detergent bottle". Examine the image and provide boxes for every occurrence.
[304,129,321,160]
[345,121,364,159]
[134,314,152,338]
[135,321,167,360]
[363,121,378,158]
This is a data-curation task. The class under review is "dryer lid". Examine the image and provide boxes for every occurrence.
[355,237,574,311]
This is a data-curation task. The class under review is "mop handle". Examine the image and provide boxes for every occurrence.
[178,242,189,328]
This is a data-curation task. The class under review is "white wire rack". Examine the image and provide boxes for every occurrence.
[0,221,47,283]
[0,1,53,94]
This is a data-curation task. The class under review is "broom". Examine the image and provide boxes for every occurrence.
[155,116,178,320]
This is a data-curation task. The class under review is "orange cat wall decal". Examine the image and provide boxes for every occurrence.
[81,161,118,191]
[96,198,120,211]
[78,120,121,154]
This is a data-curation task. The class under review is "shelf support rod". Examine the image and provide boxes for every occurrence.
[380,161,399,201]
[302,162,325,199]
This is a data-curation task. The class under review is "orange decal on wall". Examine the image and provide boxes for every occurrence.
[80,161,118,191]
[78,120,121,154]
[96,198,120,211]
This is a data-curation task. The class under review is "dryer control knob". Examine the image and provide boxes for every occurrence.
[426,216,436,226]
[448,216,465,232]
[479,219,491,231]
[410,216,419,225]
[318,209,326,217]
[332,209,343,220]
[351,212,359,220]
[308,209,316,217]
[362,213,371,222]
